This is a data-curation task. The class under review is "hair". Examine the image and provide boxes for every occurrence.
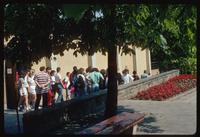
[50,70,56,76]
[57,67,61,72]
[19,71,26,78]
[86,66,92,73]
[73,66,78,74]
[66,72,70,76]
[25,69,31,75]
[125,69,129,74]
[78,68,85,74]
[92,68,99,72]
[46,67,51,71]
[144,70,147,73]
[133,70,137,75]
[28,69,35,77]
[39,66,46,71]
[73,66,77,71]
[100,69,106,75]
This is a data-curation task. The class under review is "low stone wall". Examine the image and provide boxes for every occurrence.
[23,89,107,134]
[23,69,179,134]
[118,69,180,100]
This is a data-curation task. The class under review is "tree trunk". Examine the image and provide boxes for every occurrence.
[104,5,118,118]
[105,46,118,118]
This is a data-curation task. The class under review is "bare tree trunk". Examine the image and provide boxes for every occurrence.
[104,5,118,118]
[105,46,118,118]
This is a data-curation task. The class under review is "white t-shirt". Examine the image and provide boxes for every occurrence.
[18,78,28,96]
[122,74,134,84]
[27,76,36,94]
[51,76,56,85]
[55,73,62,83]
[27,76,36,87]
[64,76,70,87]
[24,75,29,88]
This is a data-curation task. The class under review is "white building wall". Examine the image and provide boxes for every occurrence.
[31,47,151,78]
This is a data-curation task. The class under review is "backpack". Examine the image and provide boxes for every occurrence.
[76,76,85,89]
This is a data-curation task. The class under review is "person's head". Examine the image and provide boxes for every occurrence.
[39,66,46,72]
[126,69,129,74]
[19,71,26,78]
[78,68,85,74]
[25,69,30,76]
[100,69,106,76]
[66,72,70,77]
[29,69,35,77]
[73,66,77,71]
[86,66,92,73]
[57,67,61,73]
[133,70,137,75]
[144,70,147,73]
[94,68,99,72]
[46,67,51,74]
[123,69,128,75]
[50,70,56,76]
[122,69,125,75]
[73,66,78,74]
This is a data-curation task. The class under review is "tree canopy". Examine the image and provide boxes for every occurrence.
[4,4,196,74]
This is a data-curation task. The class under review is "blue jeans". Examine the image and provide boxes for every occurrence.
[92,84,99,93]
[76,88,85,97]
[56,83,63,103]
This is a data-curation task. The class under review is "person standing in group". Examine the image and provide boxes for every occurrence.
[85,66,92,95]
[69,66,78,97]
[24,69,31,110]
[63,72,71,100]
[17,71,29,112]
[132,70,140,81]
[88,68,104,93]
[122,69,134,84]
[50,70,56,105]
[141,70,149,79]
[75,68,86,97]
[116,72,124,85]
[99,69,107,90]
[46,67,53,107]
[34,66,50,110]
[55,67,64,103]
[27,69,36,110]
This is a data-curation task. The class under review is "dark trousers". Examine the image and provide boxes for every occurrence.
[35,93,48,110]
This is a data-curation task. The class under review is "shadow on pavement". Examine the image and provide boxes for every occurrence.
[117,105,164,134]
[4,109,23,134]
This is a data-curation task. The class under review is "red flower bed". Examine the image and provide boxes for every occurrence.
[132,74,196,101]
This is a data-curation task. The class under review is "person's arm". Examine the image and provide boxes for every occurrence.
[34,75,42,88]
[43,75,50,87]
[99,73,104,80]
[58,74,65,88]
[129,74,134,81]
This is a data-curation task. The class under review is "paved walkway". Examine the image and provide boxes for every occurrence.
[4,88,196,134]
[118,88,196,135]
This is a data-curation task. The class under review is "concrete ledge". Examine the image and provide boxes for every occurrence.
[118,69,180,100]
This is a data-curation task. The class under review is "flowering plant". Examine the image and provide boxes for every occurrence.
[132,74,196,101]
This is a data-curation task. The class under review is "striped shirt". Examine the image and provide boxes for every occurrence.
[34,71,50,94]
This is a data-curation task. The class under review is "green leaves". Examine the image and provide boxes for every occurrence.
[4,4,197,74]
[163,19,180,38]
[62,4,90,22]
